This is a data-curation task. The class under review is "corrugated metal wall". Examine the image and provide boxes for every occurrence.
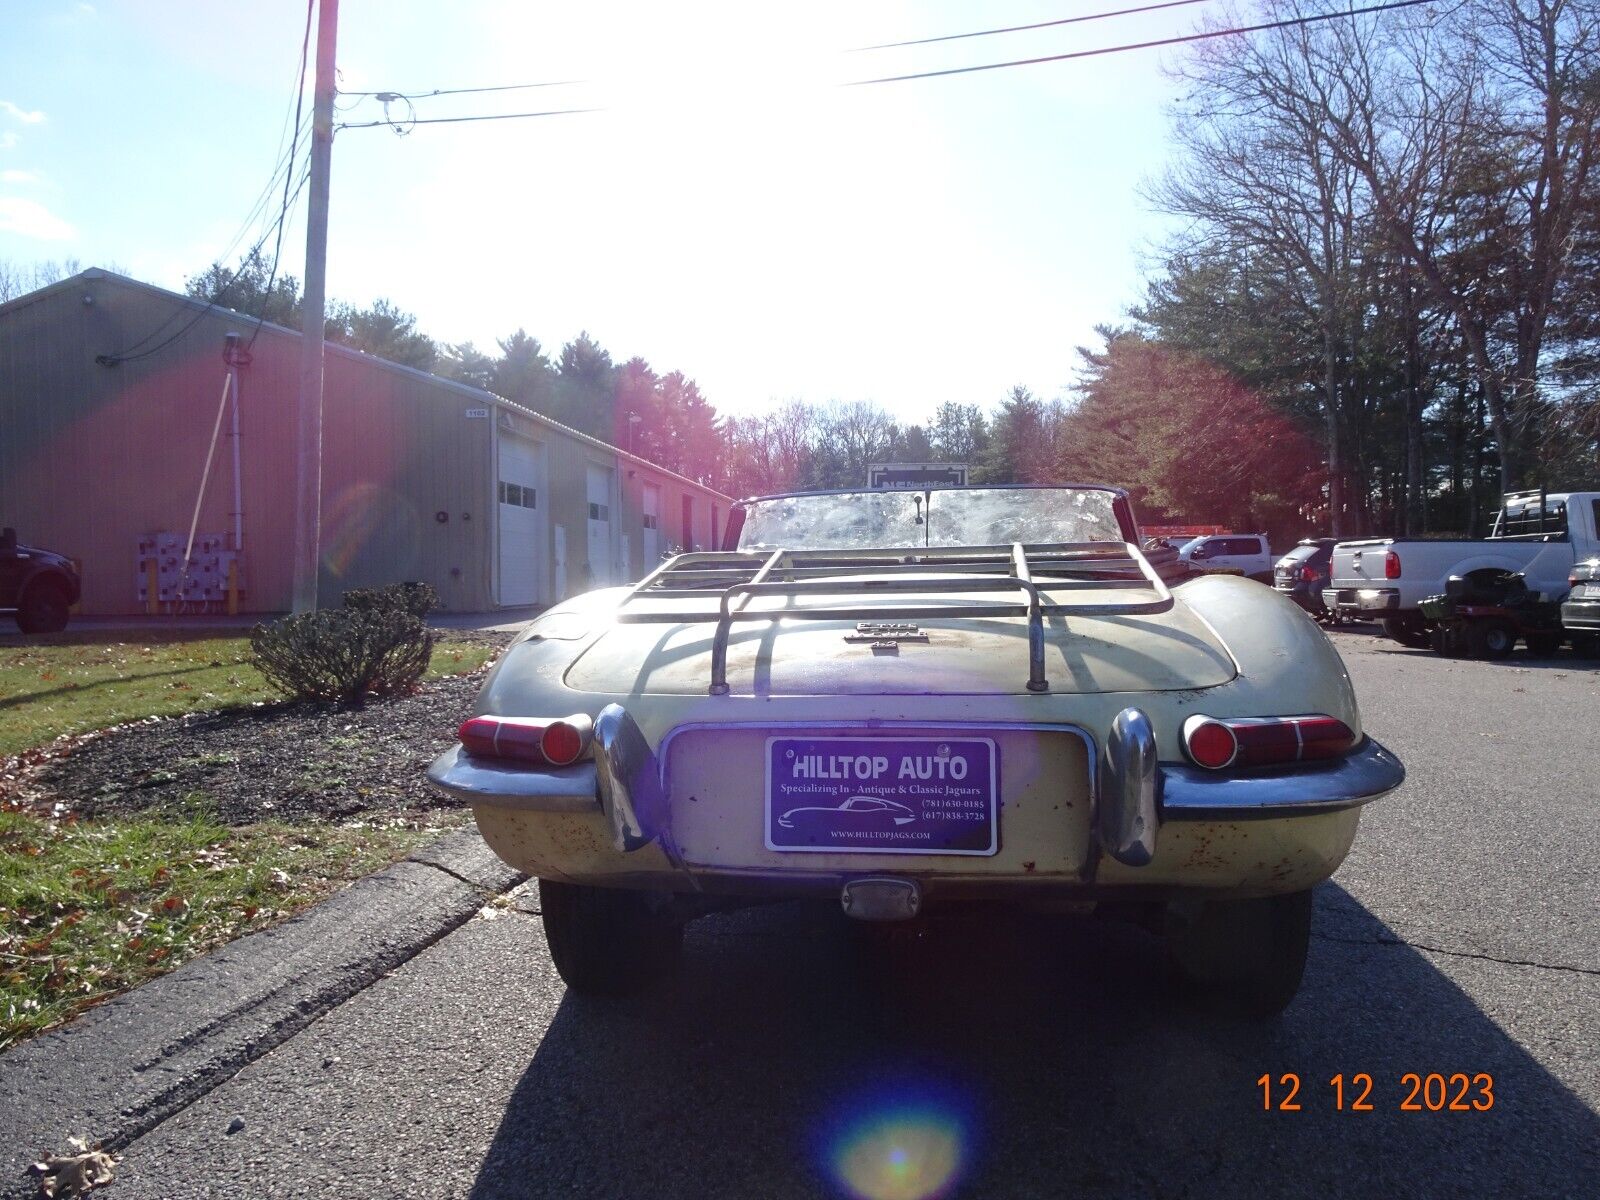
[0,270,730,616]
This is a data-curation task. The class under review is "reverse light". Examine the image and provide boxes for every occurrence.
[1182,714,1357,770]
[457,713,594,766]
[1384,551,1402,579]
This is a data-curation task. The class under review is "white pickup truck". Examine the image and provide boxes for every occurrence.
[1324,489,1600,646]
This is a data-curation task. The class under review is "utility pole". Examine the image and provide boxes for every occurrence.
[292,0,339,613]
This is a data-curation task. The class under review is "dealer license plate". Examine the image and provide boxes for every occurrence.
[765,736,998,855]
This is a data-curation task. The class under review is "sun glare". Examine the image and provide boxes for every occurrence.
[821,1080,975,1200]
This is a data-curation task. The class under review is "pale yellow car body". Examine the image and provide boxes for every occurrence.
[452,572,1369,902]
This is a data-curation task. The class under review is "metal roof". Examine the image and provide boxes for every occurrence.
[0,267,729,501]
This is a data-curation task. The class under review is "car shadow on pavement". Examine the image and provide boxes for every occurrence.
[468,885,1599,1199]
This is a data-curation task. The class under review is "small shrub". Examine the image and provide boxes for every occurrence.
[341,581,438,618]
[249,607,435,704]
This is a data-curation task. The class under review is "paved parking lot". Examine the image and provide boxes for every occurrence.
[30,631,1600,1197]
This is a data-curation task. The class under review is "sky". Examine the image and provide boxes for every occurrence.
[0,0,1194,422]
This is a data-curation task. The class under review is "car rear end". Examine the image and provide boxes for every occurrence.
[1562,559,1600,645]
[1275,541,1332,616]
[433,554,1399,907]
[1324,539,1404,619]
[428,488,1405,1013]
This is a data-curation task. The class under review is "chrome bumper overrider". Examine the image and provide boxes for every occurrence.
[427,704,1405,869]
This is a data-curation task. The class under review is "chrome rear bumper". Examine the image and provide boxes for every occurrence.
[427,705,1405,871]
[425,745,598,812]
[1157,735,1404,820]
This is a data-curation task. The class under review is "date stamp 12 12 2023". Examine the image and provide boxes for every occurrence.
[1258,1073,1495,1112]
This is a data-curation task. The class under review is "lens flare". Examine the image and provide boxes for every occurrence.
[321,483,421,580]
[822,1083,974,1200]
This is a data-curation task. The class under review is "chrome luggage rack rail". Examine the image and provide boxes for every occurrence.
[612,541,1176,695]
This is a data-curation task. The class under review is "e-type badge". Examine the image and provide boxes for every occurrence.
[844,621,931,651]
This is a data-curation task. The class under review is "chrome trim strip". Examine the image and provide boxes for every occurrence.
[424,744,599,813]
[1101,708,1159,866]
[1159,736,1405,819]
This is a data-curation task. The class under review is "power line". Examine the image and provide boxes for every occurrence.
[98,155,313,366]
[248,0,316,351]
[102,118,309,361]
[339,79,586,99]
[846,0,1438,86]
[848,0,1213,52]
[98,5,318,365]
[337,105,603,131]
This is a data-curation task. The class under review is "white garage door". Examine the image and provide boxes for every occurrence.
[498,434,544,605]
[586,464,613,587]
[642,483,662,566]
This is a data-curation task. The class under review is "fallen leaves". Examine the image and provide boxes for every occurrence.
[30,1137,117,1198]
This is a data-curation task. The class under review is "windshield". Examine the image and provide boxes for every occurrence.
[735,487,1124,550]
[1277,545,1320,565]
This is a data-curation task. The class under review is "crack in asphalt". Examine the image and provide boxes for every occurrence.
[412,857,524,908]
[413,857,523,901]
[57,865,529,1178]
[1314,930,1600,978]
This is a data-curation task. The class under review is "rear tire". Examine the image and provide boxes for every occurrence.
[539,879,682,996]
[15,578,69,634]
[1380,615,1431,649]
[1467,620,1516,659]
[1167,889,1312,1018]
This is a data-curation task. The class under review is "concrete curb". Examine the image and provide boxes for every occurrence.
[0,828,524,1198]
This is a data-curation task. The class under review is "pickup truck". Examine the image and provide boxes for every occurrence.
[1177,532,1274,582]
[1324,490,1600,646]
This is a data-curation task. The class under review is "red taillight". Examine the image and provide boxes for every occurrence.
[1384,551,1401,579]
[457,714,594,765]
[1184,719,1238,769]
[539,720,587,766]
[1300,565,1319,582]
[1182,714,1357,770]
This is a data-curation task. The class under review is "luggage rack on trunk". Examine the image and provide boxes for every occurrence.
[612,542,1176,695]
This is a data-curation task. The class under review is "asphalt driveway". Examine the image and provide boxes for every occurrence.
[7,630,1599,1198]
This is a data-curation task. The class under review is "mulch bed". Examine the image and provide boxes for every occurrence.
[8,637,511,826]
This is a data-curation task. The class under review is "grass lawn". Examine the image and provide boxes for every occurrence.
[0,630,500,1046]
[0,805,450,1048]
[0,633,499,759]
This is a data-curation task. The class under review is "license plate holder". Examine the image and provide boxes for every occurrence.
[765,736,998,855]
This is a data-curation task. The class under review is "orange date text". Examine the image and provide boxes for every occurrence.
[1257,1073,1494,1112]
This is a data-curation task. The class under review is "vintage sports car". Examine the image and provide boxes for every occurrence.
[429,485,1404,1014]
